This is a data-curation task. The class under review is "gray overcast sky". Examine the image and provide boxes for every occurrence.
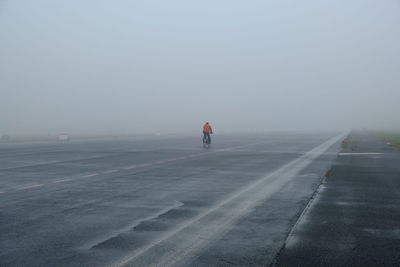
[1,0,400,135]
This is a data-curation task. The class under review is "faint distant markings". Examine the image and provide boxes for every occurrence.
[53,178,73,183]
[17,184,44,190]
[338,152,383,156]
[2,142,263,194]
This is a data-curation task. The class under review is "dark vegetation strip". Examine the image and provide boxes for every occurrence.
[379,132,400,148]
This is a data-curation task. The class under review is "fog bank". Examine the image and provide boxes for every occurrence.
[1,0,400,136]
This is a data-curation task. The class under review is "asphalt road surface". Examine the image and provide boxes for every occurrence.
[0,133,343,266]
[275,132,400,267]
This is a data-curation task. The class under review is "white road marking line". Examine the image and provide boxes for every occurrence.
[123,166,137,170]
[338,153,384,156]
[114,134,345,267]
[121,144,256,171]
[17,184,44,190]
[121,156,198,171]
[81,173,98,178]
[53,178,73,183]
[136,163,151,167]
[103,170,118,174]
[118,143,262,173]
[0,191,4,194]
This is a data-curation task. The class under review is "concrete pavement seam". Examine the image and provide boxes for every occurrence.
[269,170,331,267]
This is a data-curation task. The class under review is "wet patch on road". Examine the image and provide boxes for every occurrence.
[90,200,208,250]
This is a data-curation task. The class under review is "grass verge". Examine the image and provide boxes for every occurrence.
[380,133,400,147]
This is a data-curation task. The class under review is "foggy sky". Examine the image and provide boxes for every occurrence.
[1,0,400,135]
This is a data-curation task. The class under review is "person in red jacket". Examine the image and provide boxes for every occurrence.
[203,122,213,144]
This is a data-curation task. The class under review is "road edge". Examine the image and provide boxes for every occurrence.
[269,168,333,267]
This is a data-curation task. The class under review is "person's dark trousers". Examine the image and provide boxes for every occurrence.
[203,132,211,144]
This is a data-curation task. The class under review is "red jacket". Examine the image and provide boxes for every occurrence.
[203,124,212,133]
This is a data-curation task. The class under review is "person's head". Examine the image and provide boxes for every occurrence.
[206,122,209,124]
